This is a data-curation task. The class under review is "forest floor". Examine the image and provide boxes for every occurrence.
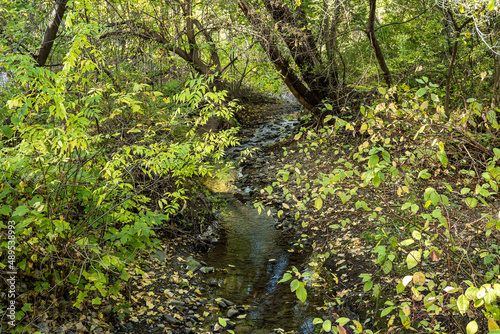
[44,98,494,334]
[99,99,377,334]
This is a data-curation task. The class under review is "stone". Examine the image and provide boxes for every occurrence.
[164,314,182,325]
[170,300,186,306]
[102,304,113,315]
[200,267,215,274]
[220,298,235,307]
[186,257,202,272]
[226,307,239,318]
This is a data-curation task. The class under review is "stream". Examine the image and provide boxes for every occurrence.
[201,103,324,333]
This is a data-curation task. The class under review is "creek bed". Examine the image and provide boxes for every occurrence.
[201,106,325,333]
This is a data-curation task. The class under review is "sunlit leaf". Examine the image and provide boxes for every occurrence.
[457,294,469,315]
[489,318,500,331]
[322,320,332,332]
[413,272,426,286]
[296,285,307,303]
[466,320,478,334]
[406,250,421,269]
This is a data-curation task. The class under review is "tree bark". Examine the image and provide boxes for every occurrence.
[34,0,69,67]
[236,0,339,112]
[444,38,459,118]
[366,0,392,87]
[492,54,500,109]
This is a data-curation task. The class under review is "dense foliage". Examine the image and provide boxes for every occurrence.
[1,0,500,333]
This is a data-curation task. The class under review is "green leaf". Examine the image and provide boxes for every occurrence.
[465,197,478,208]
[418,169,431,179]
[401,202,412,210]
[368,155,379,169]
[406,250,421,269]
[364,281,373,292]
[416,87,428,97]
[279,273,293,283]
[296,285,307,303]
[381,306,395,317]
[336,318,350,326]
[372,173,381,188]
[457,294,469,315]
[1,125,13,138]
[466,320,478,334]
[437,151,448,168]
[290,279,300,292]
[12,205,29,217]
[323,320,332,332]
[121,270,131,281]
[219,317,227,327]
[432,209,442,218]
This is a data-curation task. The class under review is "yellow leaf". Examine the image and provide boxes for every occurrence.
[420,101,429,111]
[489,318,500,331]
[402,304,411,317]
[388,315,395,327]
[412,272,426,286]
[360,123,368,134]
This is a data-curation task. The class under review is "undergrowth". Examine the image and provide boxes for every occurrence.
[0,32,238,333]
[270,82,500,334]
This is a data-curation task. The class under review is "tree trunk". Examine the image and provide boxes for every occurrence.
[444,39,458,118]
[236,0,338,113]
[34,0,69,67]
[492,54,500,109]
[366,0,392,87]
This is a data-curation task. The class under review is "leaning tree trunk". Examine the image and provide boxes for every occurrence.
[34,0,69,67]
[236,0,339,114]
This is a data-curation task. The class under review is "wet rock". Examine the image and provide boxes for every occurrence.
[200,267,215,274]
[227,307,239,318]
[170,300,186,306]
[102,304,113,315]
[186,257,202,272]
[210,238,219,244]
[164,314,182,325]
[221,298,235,307]
[208,279,218,286]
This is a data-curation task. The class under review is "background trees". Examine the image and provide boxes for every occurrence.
[1,0,500,332]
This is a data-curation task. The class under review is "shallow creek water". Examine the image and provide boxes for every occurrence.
[201,109,324,333]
